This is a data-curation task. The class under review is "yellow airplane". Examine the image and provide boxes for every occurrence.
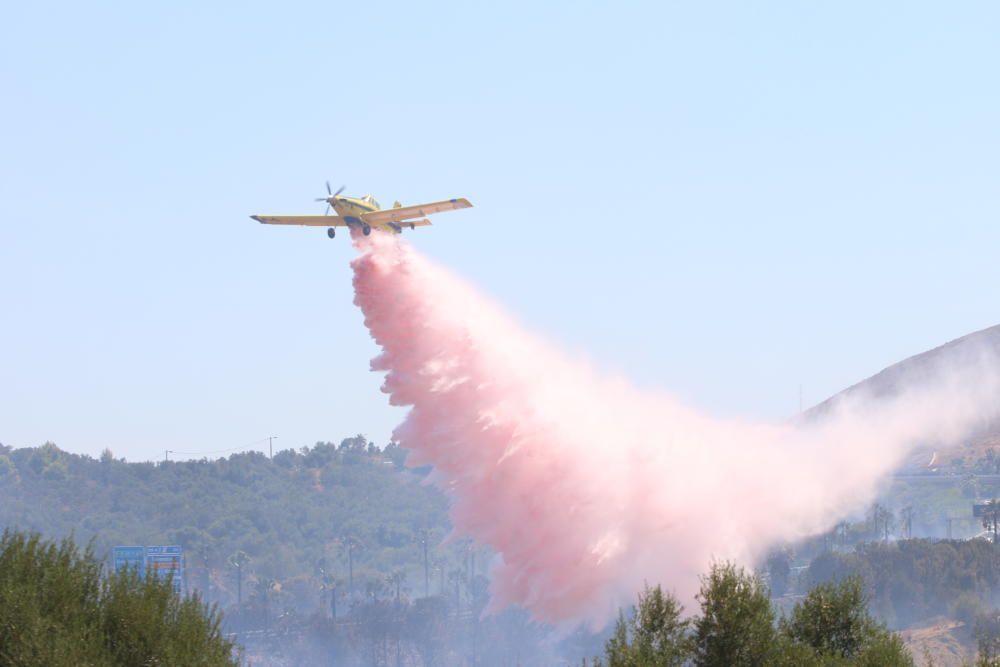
[251,183,473,238]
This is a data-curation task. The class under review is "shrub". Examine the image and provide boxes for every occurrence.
[0,530,237,666]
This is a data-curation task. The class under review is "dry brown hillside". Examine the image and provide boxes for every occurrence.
[900,618,976,667]
[806,323,1000,470]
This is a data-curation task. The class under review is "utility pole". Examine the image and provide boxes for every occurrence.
[268,436,278,460]
[164,450,171,463]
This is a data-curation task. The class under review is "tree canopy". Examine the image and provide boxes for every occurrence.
[593,563,913,667]
[0,529,236,666]
[0,439,452,614]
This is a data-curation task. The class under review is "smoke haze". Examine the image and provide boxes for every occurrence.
[350,232,1000,627]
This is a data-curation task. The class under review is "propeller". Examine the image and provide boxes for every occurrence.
[316,182,346,216]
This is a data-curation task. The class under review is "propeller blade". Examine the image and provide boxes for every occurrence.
[325,204,331,216]
[333,185,346,197]
[326,181,332,195]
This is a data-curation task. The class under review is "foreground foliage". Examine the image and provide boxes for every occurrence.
[592,563,913,667]
[0,530,236,666]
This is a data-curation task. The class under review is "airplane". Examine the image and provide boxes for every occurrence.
[251,183,473,239]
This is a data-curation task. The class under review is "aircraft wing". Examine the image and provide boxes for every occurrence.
[382,219,432,230]
[362,198,472,226]
[251,215,347,227]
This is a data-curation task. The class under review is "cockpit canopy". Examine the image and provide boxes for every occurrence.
[361,194,380,209]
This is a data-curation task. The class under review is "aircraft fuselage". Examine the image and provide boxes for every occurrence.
[328,196,380,229]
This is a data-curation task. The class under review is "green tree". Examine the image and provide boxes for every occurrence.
[692,562,776,667]
[806,539,1000,628]
[594,584,691,666]
[405,595,448,665]
[975,609,1000,666]
[849,633,913,667]
[781,576,875,657]
[595,563,916,667]
[0,530,236,667]
[780,576,912,665]
[766,548,793,598]
[0,454,13,477]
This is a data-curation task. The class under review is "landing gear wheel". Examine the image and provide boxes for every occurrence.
[327,227,336,239]
[362,224,372,236]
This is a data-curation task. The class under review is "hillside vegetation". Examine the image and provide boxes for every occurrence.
[0,437,455,613]
[807,539,1000,630]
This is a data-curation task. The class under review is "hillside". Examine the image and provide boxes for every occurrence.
[809,323,1000,414]
[900,618,975,667]
[0,440,598,664]
[5,325,1000,606]
[0,437,459,614]
[806,323,1000,470]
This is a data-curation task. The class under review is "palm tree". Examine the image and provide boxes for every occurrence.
[868,503,894,542]
[417,529,430,597]
[836,520,850,549]
[387,569,406,604]
[316,557,340,619]
[432,557,447,596]
[448,568,464,612]
[228,550,249,606]
[900,506,914,539]
[252,576,277,631]
[338,536,363,598]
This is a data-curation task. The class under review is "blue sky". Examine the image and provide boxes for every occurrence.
[2,2,998,461]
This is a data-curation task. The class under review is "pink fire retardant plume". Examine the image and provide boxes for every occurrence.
[350,231,1000,627]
